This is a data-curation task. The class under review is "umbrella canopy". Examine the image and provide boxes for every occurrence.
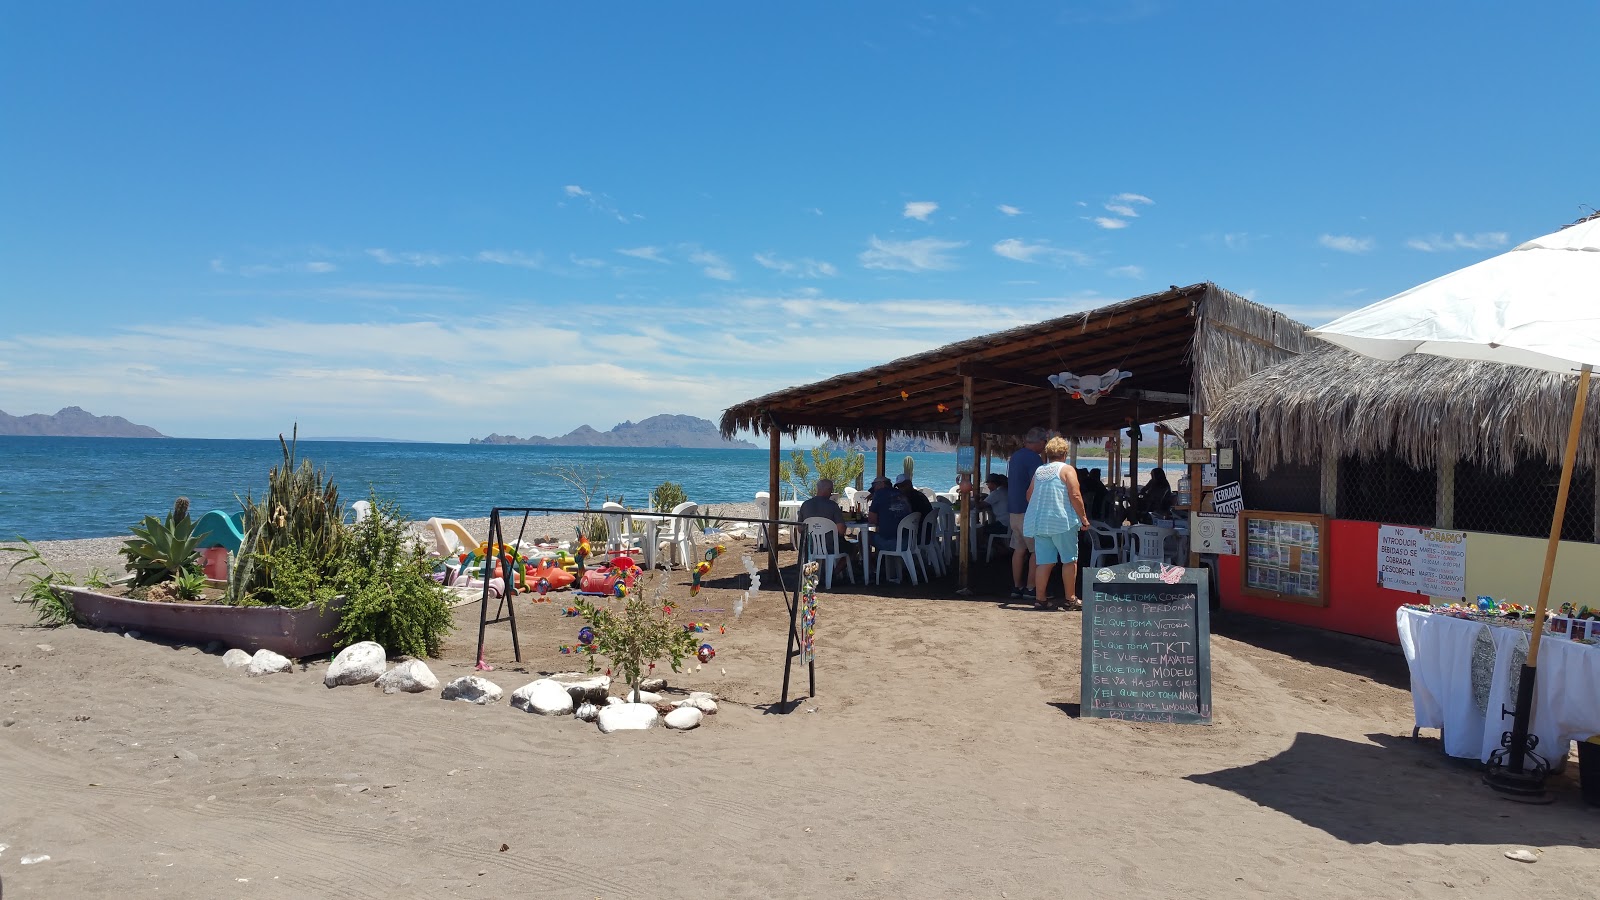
[1309,216,1600,373]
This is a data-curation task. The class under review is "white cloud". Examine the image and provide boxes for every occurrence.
[1405,232,1510,252]
[1094,217,1129,230]
[858,236,965,272]
[474,250,544,269]
[616,246,670,264]
[570,254,606,268]
[903,201,939,222]
[807,207,824,216]
[561,184,633,223]
[302,261,338,274]
[1104,204,1139,218]
[754,252,837,278]
[367,248,452,267]
[1319,234,1375,254]
[564,185,590,197]
[1108,265,1144,279]
[997,204,1022,216]
[992,238,1092,266]
[1111,192,1153,206]
[688,249,736,281]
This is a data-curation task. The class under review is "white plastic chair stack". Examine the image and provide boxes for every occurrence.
[1127,525,1165,563]
[875,512,923,585]
[661,501,699,569]
[917,514,945,577]
[803,516,854,589]
[932,500,957,566]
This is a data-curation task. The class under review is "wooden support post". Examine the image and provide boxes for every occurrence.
[1049,391,1060,434]
[960,376,974,592]
[1187,413,1204,567]
[875,429,887,480]
[768,422,782,574]
[1157,433,1165,467]
[1321,453,1339,517]
[1070,437,1079,467]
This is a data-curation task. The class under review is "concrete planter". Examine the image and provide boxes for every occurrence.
[61,587,345,657]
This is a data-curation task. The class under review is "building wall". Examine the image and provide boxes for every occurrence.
[1218,520,1600,644]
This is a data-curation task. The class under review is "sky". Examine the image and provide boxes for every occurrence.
[2,2,1596,442]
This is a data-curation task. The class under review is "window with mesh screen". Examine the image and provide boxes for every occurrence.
[1242,460,1322,514]
[1454,456,1596,542]
[1338,454,1436,527]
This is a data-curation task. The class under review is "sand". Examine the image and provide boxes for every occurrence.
[3,534,1597,898]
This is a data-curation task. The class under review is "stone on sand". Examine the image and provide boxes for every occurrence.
[222,649,252,670]
[674,694,718,714]
[597,703,658,733]
[638,677,666,692]
[247,650,293,677]
[664,707,703,730]
[324,641,387,687]
[375,659,439,694]
[574,702,600,722]
[510,679,574,716]
[547,672,611,704]
[441,676,503,705]
[622,689,662,704]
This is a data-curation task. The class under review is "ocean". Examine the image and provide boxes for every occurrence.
[0,436,1168,540]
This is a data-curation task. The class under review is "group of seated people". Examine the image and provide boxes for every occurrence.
[795,472,941,559]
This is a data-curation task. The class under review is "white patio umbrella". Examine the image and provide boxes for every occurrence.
[1310,214,1600,793]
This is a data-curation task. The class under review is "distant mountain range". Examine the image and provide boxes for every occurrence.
[471,414,757,449]
[0,407,165,438]
[823,434,957,453]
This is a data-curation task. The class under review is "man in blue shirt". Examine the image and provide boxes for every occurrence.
[869,476,914,552]
[1007,427,1048,599]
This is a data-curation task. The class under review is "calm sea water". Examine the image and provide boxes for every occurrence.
[0,437,1169,540]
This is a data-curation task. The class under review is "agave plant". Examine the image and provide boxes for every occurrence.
[173,569,208,600]
[120,497,202,588]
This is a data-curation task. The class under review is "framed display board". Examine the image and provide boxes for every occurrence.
[1240,510,1329,607]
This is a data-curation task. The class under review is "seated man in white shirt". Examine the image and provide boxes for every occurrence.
[797,479,852,560]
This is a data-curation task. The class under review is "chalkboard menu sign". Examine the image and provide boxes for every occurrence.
[1080,562,1212,725]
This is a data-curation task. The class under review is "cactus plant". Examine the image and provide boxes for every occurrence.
[227,426,346,606]
[120,499,202,587]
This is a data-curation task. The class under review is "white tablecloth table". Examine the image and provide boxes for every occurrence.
[1396,607,1600,769]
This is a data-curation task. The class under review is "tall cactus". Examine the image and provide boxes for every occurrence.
[903,455,915,479]
[227,426,345,605]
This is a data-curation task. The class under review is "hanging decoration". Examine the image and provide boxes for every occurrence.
[1048,369,1132,404]
[800,561,819,666]
[736,554,761,619]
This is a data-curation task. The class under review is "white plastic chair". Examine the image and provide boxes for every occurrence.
[918,514,946,577]
[932,500,957,565]
[803,516,854,589]
[875,512,924,585]
[347,500,372,526]
[916,486,938,503]
[1127,525,1166,563]
[985,521,1011,562]
[1087,523,1123,569]
[661,501,699,568]
[600,501,640,554]
[841,486,859,512]
[754,492,789,551]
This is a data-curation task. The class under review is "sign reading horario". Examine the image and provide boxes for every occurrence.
[1080,562,1212,725]
[1376,525,1467,599]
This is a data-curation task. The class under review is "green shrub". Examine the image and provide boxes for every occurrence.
[120,497,202,587]
[4,538,75,627]
[173,569,208,601]
[650,481,688,512]
[327,494,454,657]
[780,447,866,499]
[572,577,700,697]
[228,427,345,606]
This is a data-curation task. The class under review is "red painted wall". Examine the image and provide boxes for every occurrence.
[1218,519,1414,644]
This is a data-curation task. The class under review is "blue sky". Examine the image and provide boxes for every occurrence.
[2,2,1596,442]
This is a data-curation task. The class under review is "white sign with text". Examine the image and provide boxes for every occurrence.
[1377,525,1467,598]
[1191,512,1239,556]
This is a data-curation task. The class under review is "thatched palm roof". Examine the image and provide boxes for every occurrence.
[721,283,1312,441]
[1212,347,1600,476]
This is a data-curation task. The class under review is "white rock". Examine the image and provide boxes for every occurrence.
[324,641,387,687]
[574,702,600,722]
[20,853,49,865]
[510,679,574,716]
[622,689,662,704]
[547,672,612,704]
[375,659,439,694]
[674,695,718,714]
[664,707,703,730]
[222,649,252,670]
[605,696,625,707]
[441,676,503,705]
[597,702,659,733]
[247,650,293,677]
[1504,848,1540,863]
[638,677,667,692]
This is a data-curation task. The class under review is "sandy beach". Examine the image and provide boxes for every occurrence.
[3,533,1597,899]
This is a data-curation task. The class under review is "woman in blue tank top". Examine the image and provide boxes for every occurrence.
[1021,436,1091,610]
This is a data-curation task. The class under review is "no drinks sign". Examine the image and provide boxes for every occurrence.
[1080,562,1212,725]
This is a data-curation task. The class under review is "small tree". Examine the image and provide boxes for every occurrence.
[779,447,865,499]
[571,576,701,700]
[543,464,611,542]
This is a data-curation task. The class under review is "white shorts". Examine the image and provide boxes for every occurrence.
[1008,513,1034,552]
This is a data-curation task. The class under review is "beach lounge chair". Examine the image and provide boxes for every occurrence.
[427,517,477,558]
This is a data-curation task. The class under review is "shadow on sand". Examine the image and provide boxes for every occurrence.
[1187,732,1600,847]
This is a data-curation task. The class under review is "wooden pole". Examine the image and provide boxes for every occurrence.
[768,419,782,574]
[875,429,887,480]
[1157,432,1165,467]
[1529,364,1592,667]
[960,376,974,592]
[1070,437,1078,467]
[1187,413,1204,568]
[1049,391,1060,434]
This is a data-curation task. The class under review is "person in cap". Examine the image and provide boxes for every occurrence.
[868,473,914,550]
[895,472,932,518]
[1006,427,1048,599]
